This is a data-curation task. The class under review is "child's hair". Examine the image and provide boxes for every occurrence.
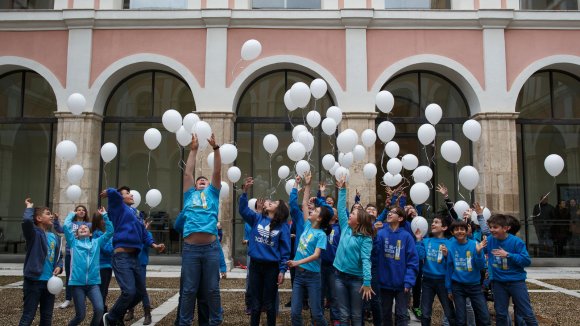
[33,207,51,225]
[117,185,131,193]
[74,205,90,223]
[91,212,105,233]
[318,206,334,235]
[506,215,521,235]
[487,214,521,235]
[389,206,406,227]
[450,220,468,233]
[269,199,289,233]
[352,208,376,237]
[365,203,377,210]
[433,214,453,238]
[326,195,335,203]
[350,202,363,213]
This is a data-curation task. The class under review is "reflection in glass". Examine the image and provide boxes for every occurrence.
[385,0,450,9]
[520,0,578,10]
[252,0,321,9]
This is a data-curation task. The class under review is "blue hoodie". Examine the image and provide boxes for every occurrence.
[106,188,154,251]
[446,238,485,292]
[22,207,64,280]
[64,212,113,286]
[375,225,419,290]
[92,229,113,269]
[239,193,291,274]
[332,188,373,287]
[417,237,449,279]
[321,223,341,264]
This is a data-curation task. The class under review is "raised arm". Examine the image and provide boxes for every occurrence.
[63,212,77,245]
[474,202,490,236]
[97,207,114,248]
[336,177,348,230]
[239,177,259,225]
[302,171,312,222]
[208,133,222,189]
[21,198,35,241]
[183,134,199,192]
[289,177,303,223]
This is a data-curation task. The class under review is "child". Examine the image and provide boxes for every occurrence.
[64,206,113,326]
[415,214,455,326]
[19,198,64,326]
[333,176,374,325]
[446,220,490,326]
[375,206,419,326]
[288,171,332,326]
[477,210,538,325]
[363,203,382,326]
[91,211,114,318]
[239,177,291,326]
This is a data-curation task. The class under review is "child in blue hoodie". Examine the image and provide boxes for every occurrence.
[239,177,291,326]
[64,206,113,326]
[375,206,419,326]
[19,198,64,326]
[415,214,455,326]
[446,220,490,326]
[91,211,114,317]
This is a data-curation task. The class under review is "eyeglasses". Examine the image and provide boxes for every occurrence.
[388,210,399,215]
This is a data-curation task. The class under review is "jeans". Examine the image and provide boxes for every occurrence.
[492,281,538,326]
[69,285,104,326]
[321,262,339,322]
[179,241,222,326]
[65,253,72,300]
[140,265,151,308]
[291,268,326,326]
[362,266,382,326]
[413,261,423,309]
[381,289,409,326]
[107,252,146,323]
[19,278,55,326]
[451,282,490,326]
[421,277,455,326]
[334,270,363,326]
[99,268,112,312]
[249,259,280,326]
[245,255,252,309]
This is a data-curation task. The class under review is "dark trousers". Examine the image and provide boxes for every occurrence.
[451,282,490,326]
[492,281,538,326]
[413,261,423,309]
[65,253,72,300]
[19,278,55,326]
[99,267,113,312]
[362,266,382,326]
[421,277,455,326]
[249,260,279,326]
[381,289,409,326]
[107,252,146,323]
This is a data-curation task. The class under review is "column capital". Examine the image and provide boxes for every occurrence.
[194,111,236,122]
[472,112,519,121]
[343,112,379,120]
[54,111,103,122]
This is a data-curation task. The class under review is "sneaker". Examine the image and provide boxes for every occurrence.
[102,312,109,326]
[58,300,71,309]
[412,307,422,320]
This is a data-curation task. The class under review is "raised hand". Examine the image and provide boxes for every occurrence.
[473,202,483,215]
[476,236,487,253]
[242,177,254,192]
[319,182,326,194]
[207,133,217,148]
[335,176,346,189]
[190,133,199,151]
[436,183,448,198]
[414,228,423,241]
[304,171,312,185]
[256,198,265,212]
[25,198,34,208]
[98,206,107,215]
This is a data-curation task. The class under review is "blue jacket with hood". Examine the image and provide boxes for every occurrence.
[106,188,154,251]
[22,207,64,280]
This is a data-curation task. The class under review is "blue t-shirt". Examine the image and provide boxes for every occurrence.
[38,232,58,281]
[294,221,327,272]
[182,184,220,237]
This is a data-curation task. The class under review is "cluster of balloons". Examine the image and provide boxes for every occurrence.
[56,140,83,202]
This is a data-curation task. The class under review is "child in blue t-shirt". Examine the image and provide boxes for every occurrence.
[91,211,114,317]
[446,220,490,326]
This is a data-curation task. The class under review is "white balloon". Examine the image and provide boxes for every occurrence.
[292,125,308,142]
[413,165,433,183]
[340,152,354,169]
[401,154,419,171]
[248,198,258,212]
[483,207,492,221]
[462,119,482,142]
[306,111,321,128]
[56,140,78,161]
[329,162,340,176]
[471,210,480,225]
[67,93,86,115]
[336,129,358,153]
[146,189,162,208]
[47,275,63,295]
[334,166,350,182]
[207,152,214,169]
[322,154,336,171]
[287,142,306,162]
[176,126,191,147]
[183,113,200,133]
[284,90,298,112]
[377,121,396,143]
[321,118,337,135]
[425,103,442,125]
[411,216,429,238]
[220,144,238,165]
[440,140,462,164]
[310,79,328,99]
[375,90,395,113]
[278,165,290,179]
[544,154,565,177]
[454,200,470,219]
[263,134,279,154]
[384,141,400,158]
[144,128,162,150]
[326,106,343,124]
[285,179,296,195]
[458,165,479,190]
[361,129,377,147]
[363,163,377,180]
[410,183,430,205]
[66,165,84,185]
[241,39,262,61]
[227,166,241,183]
[66,185,82,202]
[192,121,212,149]
[386,158,403,175]
[295,160,311,177]
[417,124,436,145]
[353,145,366,162]
[290,82,311,108]
[219,182,229,199]
[130,190,141,208]
[297,131,315,152]
[387,173,403,187]
[162,109,182,133]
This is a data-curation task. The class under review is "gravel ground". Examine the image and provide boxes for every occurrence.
[540,279,580,290]
[0,275,23,286]
[526,281,549,290]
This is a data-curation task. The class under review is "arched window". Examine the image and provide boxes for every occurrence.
[0,70,57,253]
[377,71,471,215]
[516,70,580,257]
[102,70,195,254]
[233,70,335,263]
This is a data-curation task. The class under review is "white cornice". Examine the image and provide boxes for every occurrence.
[0,9,579,31]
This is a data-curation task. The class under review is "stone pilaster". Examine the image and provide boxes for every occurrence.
[52,112,103,219]
[341,112,378,205]
[472,112,519,216]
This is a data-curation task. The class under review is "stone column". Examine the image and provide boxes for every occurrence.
[52,112,103,219]
[196,111,236,270]
[341,112,378,205]
[472,112,519,216]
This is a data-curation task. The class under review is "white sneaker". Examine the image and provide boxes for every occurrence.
[102,312,109,326]
[58,300,71,309]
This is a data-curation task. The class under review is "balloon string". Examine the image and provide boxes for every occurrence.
[287,110,296,130]
[431,139,437,166]
[55,236,63,267]
[269,154,273,191]
[231,58,244,77]
[147,150,152,189]
[456,170,465,201]
[380,146,386,175]
[103,162,109,188]
[531,178,557,218]
[177,144,185,172]
[423,145,430,165]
